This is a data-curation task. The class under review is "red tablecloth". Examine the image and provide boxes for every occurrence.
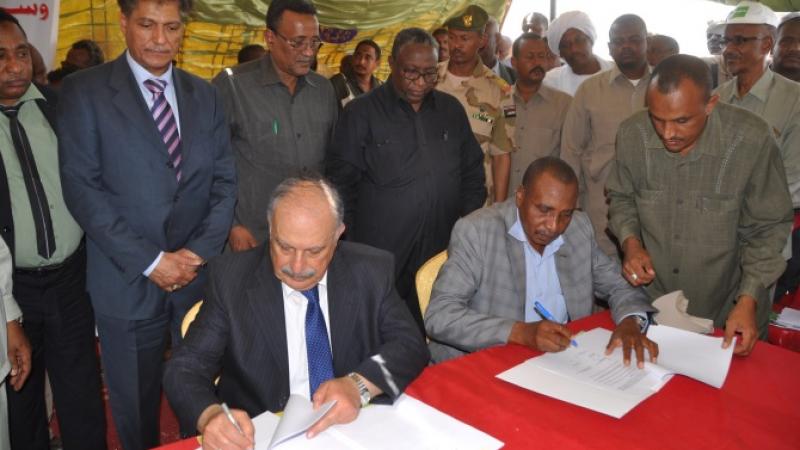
[156,311,800,450]
[406,312,800,450]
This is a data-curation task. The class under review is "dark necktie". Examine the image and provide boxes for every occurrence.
[301,285,334,397]
[143,79,182,181]
[1,103,56,258]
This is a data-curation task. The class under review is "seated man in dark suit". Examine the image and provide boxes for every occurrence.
[164,175,429,449]
[425,157,658,366]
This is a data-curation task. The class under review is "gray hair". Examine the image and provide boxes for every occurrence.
[266,175,344,229]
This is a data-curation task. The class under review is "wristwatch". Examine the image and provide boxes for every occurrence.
[347,372,371,407]
[633,314,650,333]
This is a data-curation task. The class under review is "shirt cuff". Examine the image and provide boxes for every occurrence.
[737,274,768,305]
[143,251,164,277]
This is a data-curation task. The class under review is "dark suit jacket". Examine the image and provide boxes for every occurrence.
[163,241,430,432]
[0,83,58,263]
[57,55,237,320]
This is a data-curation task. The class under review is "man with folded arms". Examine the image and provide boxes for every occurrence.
[164,176,428,449]
[425,157,657,366]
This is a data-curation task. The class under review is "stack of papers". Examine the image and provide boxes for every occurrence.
[202,394,503,449]
[774,307,800,330]
[496,325,734,418]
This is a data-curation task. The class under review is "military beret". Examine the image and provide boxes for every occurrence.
[445,5,489,32]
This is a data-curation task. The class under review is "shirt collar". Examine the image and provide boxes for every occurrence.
[508,208,564,258]
[730,68,773,103]
[18,83,44,105]
[126,50,173,87]
[260,52,317,89]
[281,272,329,301]
[512,84,553,105]
[384,77,438,111]
[608,63,651,86]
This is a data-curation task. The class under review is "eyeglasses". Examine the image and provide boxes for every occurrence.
[399,68,439,84]
[272,30,322,52]
[721,35,764,47]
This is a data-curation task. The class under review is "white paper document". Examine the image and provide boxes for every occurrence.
[198,394,503,450]
[215,394,502,449]
[496,325,733,418]
[267,395,336,448]
[774,307,800,330]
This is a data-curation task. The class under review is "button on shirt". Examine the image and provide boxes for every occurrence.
[501,84,572,191]
[282,273,332,400]
[212,53,338,243]
[508,210,568,323]
[0,84,82,267]
[607,103,792,331]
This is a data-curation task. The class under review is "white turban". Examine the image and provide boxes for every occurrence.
[546,11,597,57]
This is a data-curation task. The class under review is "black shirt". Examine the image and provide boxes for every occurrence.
[326,80,485,324]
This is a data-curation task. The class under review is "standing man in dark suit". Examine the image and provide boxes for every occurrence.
[0,10,104,450]
[57,0,237,448]
[164,176,429,450]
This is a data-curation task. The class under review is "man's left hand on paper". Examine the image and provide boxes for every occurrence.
[307,374,383,438]
[723,295,758,356]
[306,377,362,438]
[606,316,658,368]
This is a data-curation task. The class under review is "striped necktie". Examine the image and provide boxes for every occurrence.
[143,79,182,181]
[301,285,334,397]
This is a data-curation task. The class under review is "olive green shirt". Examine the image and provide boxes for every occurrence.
[716,69,800,208]
[0,85,82,267]
[500,84,571,192]
[607,104,792,334]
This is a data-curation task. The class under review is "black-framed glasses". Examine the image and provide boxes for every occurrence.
[399,68,439,84]
[721,35,764,47]
[272,29,322,52]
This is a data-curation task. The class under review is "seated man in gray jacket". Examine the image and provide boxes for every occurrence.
[425,157,657,366]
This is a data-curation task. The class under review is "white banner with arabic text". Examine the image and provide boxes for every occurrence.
[1,0,59,72]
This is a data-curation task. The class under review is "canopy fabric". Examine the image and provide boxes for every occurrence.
[714,0,800,11]
[55,0,508,80]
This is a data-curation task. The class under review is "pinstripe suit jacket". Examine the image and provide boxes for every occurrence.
[163,241,429,432]
[425,199,655,362]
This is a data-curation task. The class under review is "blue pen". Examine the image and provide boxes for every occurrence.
[534,301,578,347]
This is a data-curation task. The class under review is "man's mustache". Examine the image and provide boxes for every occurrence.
[281,266,316,280]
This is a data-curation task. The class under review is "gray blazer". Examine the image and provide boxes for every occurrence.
[425,199,655,362]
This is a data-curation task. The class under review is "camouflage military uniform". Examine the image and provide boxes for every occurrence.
[436,59,512,203]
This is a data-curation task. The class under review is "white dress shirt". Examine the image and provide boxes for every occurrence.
[126,51,182,276]
[281,273,332,400]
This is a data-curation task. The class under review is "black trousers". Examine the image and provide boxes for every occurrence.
[7,244,107,450]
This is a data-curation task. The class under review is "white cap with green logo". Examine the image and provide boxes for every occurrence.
[725,1,779,28]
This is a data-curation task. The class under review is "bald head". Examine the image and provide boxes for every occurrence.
[267,176,345,291]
